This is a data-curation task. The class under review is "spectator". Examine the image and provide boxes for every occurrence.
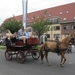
[40,34,47,44]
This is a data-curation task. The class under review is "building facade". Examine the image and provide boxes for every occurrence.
[3,2,75,41]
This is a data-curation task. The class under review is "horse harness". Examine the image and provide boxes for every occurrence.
[55,42,67,54]
[55,41,60,53]
[43,41,69,54]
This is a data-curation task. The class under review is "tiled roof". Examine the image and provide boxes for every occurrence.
[27,2,75,22]
[5,2,75,23]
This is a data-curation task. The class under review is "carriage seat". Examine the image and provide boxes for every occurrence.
[15,38,39,46]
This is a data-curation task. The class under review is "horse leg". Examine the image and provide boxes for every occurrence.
[62,54,66,65]
[60,53,66,67]
[60,54,63,66]
[40,50,45,64]
[45,51,51,66]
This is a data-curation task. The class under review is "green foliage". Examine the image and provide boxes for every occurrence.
[2,17,22,33]
[31,16,50,38]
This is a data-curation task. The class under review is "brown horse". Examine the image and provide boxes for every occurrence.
[40,34,75,67]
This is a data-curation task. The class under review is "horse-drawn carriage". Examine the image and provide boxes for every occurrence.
[5,37,40,64]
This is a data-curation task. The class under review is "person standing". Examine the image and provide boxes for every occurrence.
[40,34,47,44]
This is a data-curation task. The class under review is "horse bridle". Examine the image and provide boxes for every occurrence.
[70,37,75,45]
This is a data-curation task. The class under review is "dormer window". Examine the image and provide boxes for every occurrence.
[63,18,67,20]
[32,17,33,19]
[37,16,39,18]
[49,14,52,16]
[60,12,63,14]
[44,15,46,17]
[74,16,75,19]
[66,11,69,14]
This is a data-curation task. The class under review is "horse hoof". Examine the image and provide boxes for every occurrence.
[61,64,64,67]
[60,64,64,67]
[48,63,51,66]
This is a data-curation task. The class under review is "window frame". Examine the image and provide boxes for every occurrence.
[54,26,60,30]
[54,34,60,38]
[63,25,68,30]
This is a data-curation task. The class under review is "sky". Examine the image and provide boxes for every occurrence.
[0,0,75,25]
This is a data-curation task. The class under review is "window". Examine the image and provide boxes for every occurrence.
[64,25,68,30]
[37,16,39,18]
[72,24,75,29]
[54,26,60,30]
[49,14,52,16]
[54,34,60,38]
[47,19,52,24]
[54,19,60,24]
[44,15,46,17]
[60,12,63,14]
[66,11,69,14]
[32,17,33,19]
[65,34,69,37]
[74,16,75,19]
[45,34,50,38]
[63,18,67,20]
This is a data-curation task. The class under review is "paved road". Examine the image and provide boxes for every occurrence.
[0,47,75,75]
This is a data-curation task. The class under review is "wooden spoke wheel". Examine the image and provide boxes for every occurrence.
[5,50,12,61]
[16,51,25,64]
[32,51,40,60]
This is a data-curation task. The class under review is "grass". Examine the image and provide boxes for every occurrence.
[0,44,41,51]
[0,46,6,50]
[0,45,6,50]
[32,45,41,50]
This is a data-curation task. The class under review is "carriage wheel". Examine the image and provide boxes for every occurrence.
[16,51,25,64]
[32,51,40,60]
[5,50,12,61]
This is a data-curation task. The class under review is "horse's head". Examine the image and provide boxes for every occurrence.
[69,34,75,45]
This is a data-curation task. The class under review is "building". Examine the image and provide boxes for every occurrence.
[3,2,75,41]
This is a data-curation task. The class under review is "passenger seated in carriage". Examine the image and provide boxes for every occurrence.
[24,28,31,38]
[5,35,12,46]
[18,26,31,44]
[18,26,26,44]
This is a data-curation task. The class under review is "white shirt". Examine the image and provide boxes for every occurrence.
[24,32,31,38]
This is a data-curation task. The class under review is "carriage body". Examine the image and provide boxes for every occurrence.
[5,37,40,64]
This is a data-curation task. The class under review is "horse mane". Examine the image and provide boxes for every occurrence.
[61,36,70,44]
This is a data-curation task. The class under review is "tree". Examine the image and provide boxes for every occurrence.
[2,17,22,33]
[31,16,51,38]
